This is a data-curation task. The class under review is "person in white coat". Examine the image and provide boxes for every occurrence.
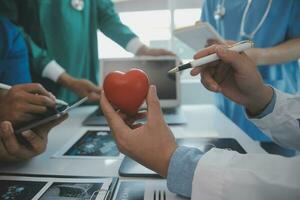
[100,44,300,200]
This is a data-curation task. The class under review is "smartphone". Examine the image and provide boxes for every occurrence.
[14,97,88,144]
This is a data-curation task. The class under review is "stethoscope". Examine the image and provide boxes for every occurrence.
[71,0,84,11]
[214,0,273,40]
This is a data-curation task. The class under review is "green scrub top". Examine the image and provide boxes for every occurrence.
[0,0,137,103]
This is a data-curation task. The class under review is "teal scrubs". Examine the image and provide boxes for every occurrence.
[0,0,137,103]
[201,0,300,141]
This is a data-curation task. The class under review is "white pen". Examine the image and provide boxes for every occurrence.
[0,83,69,106]
[168,40,254,74]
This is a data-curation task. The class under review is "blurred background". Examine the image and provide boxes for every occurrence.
[98,0,213,105]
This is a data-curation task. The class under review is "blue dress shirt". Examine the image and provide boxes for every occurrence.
[0,17,31,85]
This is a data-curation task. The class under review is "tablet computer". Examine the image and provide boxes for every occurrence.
[14,97,88,144]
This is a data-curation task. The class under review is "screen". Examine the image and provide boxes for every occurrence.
[102,58,178,100]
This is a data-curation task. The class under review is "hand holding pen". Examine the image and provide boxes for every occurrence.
[0,83,67,126]
[168,40,254,73]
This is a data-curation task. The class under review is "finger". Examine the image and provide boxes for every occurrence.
[22,131,46,154]
[0,122,23,157]
[23,104,48,114]
[206,39,222,46]
[131,123,143,129]
[193,43,231,60]
[120,111,147,122]
[213,63,232,84]
[160,49,176,56]
[88,92,101,102]
[21,84,53,98]
[87,82,102,93]
[193,45,218,59]
[100,91,131,134]
[216,47,250,73]
[190,66,202,76]
[24,92,56,107]
[200,67,220,92]
[146,85,164,123]
[225,40,236,46]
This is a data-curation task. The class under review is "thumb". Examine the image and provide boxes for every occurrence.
[100,90,131,135]
[146,85,164,123]
[216,46,251,73]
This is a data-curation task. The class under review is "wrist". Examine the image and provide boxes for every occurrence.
[245,85,274,116]
[161,144,178,177]
[57,73,76,89]
[246,48,268,65]
[135,45,149,56]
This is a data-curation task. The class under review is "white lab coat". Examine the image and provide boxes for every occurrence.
[192,89,300,200]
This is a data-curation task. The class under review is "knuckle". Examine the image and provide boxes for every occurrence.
[34,83,43,89]
[14,103,24,111]
[39,96,49,105]
[6,145,20,156]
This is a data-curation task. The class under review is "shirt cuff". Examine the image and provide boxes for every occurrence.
[167,146,202,198]
[249,89,293,131]
[42,60,66,82]
[247,88,277,119]
[126,37,145,55]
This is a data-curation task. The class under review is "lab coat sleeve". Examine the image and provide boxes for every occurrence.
[192,148,300,200]
[97,0,138,50]
[250,89,300,151]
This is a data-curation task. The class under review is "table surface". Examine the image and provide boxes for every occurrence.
[0,105,265,178]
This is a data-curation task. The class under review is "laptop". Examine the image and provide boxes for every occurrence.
[82,56,186,126]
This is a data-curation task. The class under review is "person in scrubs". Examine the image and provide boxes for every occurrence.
[201,0,300,141]
[100,45,300,200]
[0,0,175,103]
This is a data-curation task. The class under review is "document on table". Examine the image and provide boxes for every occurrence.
[113,180,189,200]
[52,127,122,159]
[0,176,113,200]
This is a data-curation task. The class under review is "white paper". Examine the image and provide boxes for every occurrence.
[113,180,187,200]
[174,22,225,51]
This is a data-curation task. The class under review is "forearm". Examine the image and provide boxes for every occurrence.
[57,72,76,89]
[97,0,137,49]
[247,38,300,65]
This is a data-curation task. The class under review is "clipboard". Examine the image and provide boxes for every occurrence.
[174,21,225,51]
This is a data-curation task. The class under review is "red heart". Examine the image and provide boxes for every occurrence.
[103,68,150,116]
